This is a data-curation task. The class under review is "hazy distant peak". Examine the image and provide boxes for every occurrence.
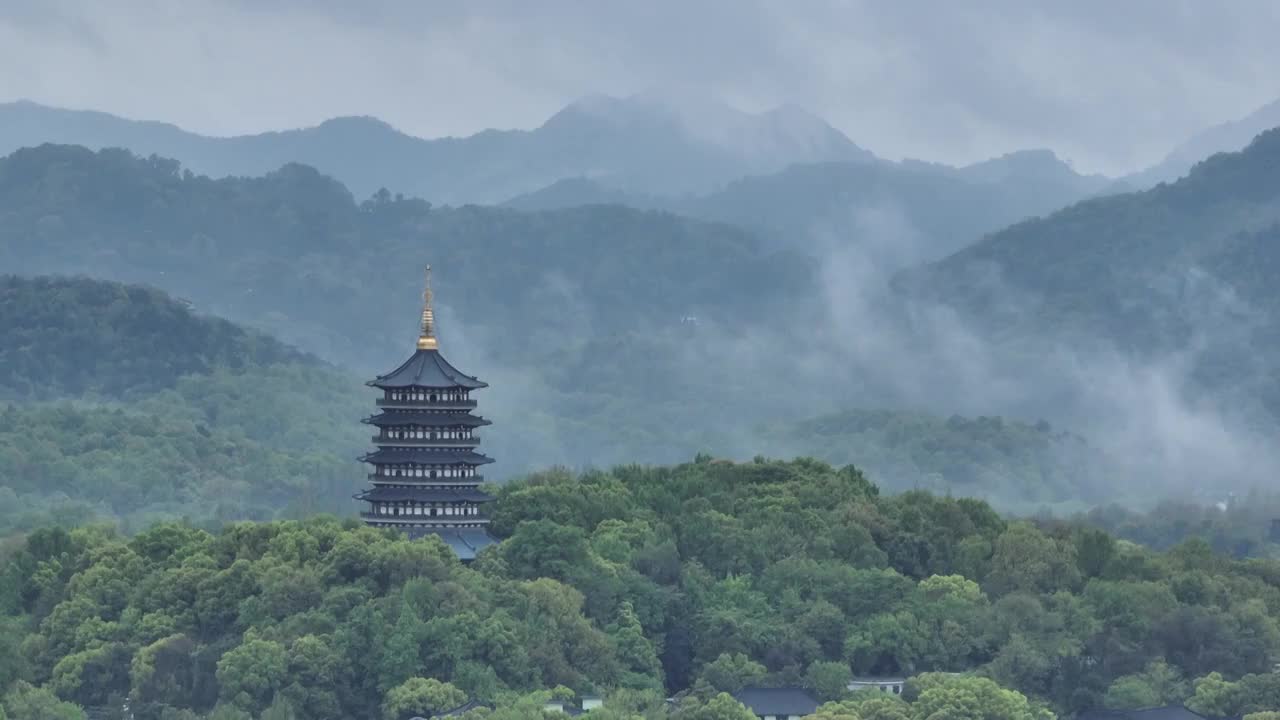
[557,92,633,117]
[313,115,402,135]
[1127,96,1280,187]
[547,90,873,169]
[761,102,827,124]
[0,95,872,202]
[550,90,737,130]
[959,148,1096,184]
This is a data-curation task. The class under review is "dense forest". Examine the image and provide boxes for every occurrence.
[5,277,1276,547]
[0,276,365,536]
[0,276,315,401]
[5,139,1278,507]
[898,128,1280,420]
[0,274,1165,537]
[2,459,1279,719]
[5,269,1276,551]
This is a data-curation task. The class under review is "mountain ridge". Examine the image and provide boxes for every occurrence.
[0,95,876,204]
[894,126,1280,423]
[1125,96,1280,187]
[505,149,1115,265]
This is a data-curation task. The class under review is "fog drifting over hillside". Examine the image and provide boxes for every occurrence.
[3,0,1280,175]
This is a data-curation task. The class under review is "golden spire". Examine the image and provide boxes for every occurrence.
[416,264,438,350]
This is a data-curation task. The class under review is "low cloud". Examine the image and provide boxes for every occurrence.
[3,1,1280,174]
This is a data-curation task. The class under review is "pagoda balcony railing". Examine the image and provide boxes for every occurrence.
[376,398,477,409]
[360,512,489,525]
[371,436,481,447]
[369,475,484,484]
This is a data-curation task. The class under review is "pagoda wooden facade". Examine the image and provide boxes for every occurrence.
[355,267,496,560]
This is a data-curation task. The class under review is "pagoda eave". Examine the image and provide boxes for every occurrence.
[358,448,495,465]
[362,413,492,428]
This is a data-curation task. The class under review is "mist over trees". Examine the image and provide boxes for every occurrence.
[3,34,1280,718]
[3,460,1279,719]
[6,137,1280,504]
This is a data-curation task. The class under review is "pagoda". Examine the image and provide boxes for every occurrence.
[355,266,497,560]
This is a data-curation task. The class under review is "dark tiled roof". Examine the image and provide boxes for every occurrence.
[407,527,498,561]
[356,486,493,503]
[369,349,487,389]
[732,687,819,717]
[360,448,495,465]
[365,412,491,428]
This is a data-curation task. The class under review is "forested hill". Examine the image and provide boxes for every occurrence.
[0,144,1252,507]
[896,127,1280,416]
[2,459,1279,720]
[0,275,314,400]
[901,127,1280,337]
[0,275,366,536]
[0,144,813,372]
[0,143,833,483]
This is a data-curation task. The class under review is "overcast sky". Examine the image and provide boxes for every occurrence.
[2,0,1279,175]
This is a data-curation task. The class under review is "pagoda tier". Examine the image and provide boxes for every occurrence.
[360,448,494,466]
[357,486,494,503]
[363,412,492,428]
[367,473,486,485]
[354,266,498,561]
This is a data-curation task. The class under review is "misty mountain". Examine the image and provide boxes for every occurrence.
[899,127,1280,417]
[770,409,1116,508]
[0,275,315,400]
[0,274,1121,526]
[0,93,873,204]
[0,144,815,368]
[0,143,827,476]
[1126,96,1280,187]
[0,144,1146,507]
[507,148,1114,265]
[0,275,366,533]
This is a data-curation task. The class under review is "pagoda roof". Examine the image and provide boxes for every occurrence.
[363,412,491,428]
[368,348,487,390]
[359,448,495,465]
[356,486,494,503]
[408,527,498,561]
[732,688,819,719]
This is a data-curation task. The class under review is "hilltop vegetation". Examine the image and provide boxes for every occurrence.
[0,275,312,400]
[901,128,1280,348]
[897,127,1280,423]
[2,459,1279,719]
[0,145,812,369]
[0,146,824,481]
[0,276,364,536]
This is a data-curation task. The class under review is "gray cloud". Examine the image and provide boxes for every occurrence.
[2,1,1279,175]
